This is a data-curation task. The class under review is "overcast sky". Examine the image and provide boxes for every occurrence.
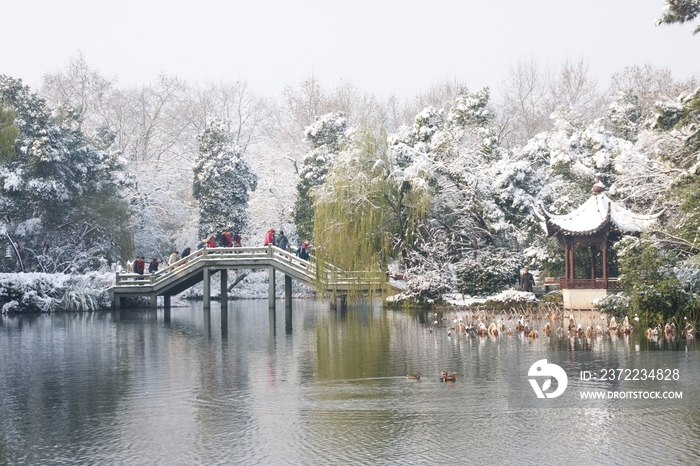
[2,0,698,98]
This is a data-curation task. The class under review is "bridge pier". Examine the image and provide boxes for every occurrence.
[203,267,211,309]
[220,269,228,310]
[268,267,275,309]
[163,295,171,309]
[150,293,157,310]
[284,274,292,310]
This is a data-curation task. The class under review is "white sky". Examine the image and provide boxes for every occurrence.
[2,0,698,98]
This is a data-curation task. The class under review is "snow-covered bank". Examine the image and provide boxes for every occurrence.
[387,289,538,309]
[0,270,317,313]
[0,272,115,313]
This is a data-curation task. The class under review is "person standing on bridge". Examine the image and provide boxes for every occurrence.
[264,228,276,246]
[222,230,233,248]
[181,247,191,259]
[233,232,242,247]
[277,231,289,251]
[136,257,145,275]
[167,251,179,266]
[148,258,159,273]
[296,241,310,261]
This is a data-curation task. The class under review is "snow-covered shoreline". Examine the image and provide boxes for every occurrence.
[0,270,318,313]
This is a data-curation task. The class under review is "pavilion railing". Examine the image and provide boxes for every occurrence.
[558,278,623,290]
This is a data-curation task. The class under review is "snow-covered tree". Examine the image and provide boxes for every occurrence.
[313,123,430,293]
[0,75,132,271]
[655,0,700,34]
[192,118,257,238]
[648,88,700,254]
[0,103,18,162]
[609,90,642,142]
[293,112,348,241]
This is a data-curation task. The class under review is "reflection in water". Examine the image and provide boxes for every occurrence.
[0,301,698,464]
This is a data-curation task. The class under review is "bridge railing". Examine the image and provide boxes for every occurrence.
[115,246,316,288]
[113,246,391,291]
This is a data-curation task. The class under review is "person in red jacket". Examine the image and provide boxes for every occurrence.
[223,230,233,247]
[264,229,276,246]
[136,257,146,275]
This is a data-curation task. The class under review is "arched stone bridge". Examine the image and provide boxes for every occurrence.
[110,246,398,310]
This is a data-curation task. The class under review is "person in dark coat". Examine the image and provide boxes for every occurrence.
[277,231,289,251]
[181,247,191,258]
[233,233,242,247]
[295,241,310,261]
[519,267,535,293]
[148,258,159,273]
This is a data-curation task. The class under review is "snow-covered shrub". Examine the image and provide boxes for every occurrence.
[0,272,113,313]
[456,248,522,296]
[616,236,689,322]
[0,273,61,312]
[483,289,537,311]
[57,275,111,311]
[592,293,630,318]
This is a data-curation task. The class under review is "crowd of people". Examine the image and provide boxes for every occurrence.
[127,229,311,274]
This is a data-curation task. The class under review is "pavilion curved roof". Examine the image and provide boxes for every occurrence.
[533,192,661,237]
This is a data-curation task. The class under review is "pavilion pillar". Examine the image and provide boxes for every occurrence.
[569,244,575,280]
[590,245,597,280]
[602,239,608,283]
[563,243,569,282]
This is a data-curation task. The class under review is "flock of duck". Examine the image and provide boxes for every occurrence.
[408,306,697,381]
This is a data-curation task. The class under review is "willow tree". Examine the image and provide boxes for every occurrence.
[313,125,430,296]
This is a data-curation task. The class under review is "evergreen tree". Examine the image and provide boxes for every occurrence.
[656,0,700,34]
[609,90,642,142]
[650,89,700,254]
[0,75,132,271]
[0,103,18,163]
[293,112,347,241]
[192,118,257,238]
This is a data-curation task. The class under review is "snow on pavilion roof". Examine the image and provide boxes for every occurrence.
[533,193,660,237]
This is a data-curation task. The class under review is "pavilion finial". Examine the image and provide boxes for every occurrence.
[592,174,605,195]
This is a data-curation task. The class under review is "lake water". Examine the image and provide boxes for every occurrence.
[1,300,699,465]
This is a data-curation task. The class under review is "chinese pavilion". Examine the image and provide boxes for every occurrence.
[533,177,661,309]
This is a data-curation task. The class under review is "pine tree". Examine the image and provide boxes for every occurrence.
[293,112,347,241]
[192,119,257,238]
[0,103,18,163]
[0,75,132,271]
[655,0,700,34]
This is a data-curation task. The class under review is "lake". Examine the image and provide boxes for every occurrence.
[1,300,699,465]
